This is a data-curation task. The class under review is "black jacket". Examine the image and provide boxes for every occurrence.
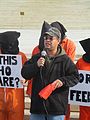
[21,47,79,115]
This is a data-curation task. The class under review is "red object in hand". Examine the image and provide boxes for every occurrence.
[39,83,56,100]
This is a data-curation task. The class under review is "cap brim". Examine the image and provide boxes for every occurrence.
[44,31,54,37]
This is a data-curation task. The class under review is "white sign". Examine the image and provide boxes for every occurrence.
[69,70,90,106]
[0,54,23,88]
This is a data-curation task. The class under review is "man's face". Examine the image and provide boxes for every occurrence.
[44,35,60,51]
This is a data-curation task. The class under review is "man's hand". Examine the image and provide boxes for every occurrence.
[51,79,63,89]
[37,57,45,67]
[39,79,63,100]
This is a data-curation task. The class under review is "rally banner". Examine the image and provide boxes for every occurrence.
[69,70,90,106]
[0,54,24,88]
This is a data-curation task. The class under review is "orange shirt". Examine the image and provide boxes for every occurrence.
[76,58,90,120]
[61,37,76,61]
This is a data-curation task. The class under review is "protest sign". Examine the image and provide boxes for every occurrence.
[0,54,23,88]
[69,70,90,106]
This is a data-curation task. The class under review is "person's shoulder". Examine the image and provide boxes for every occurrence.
[62,53,75,63]
[58,53,70,61]
[62,53,70,59]
[76,57,84,68]
[32,45,40,55]
[65,38,76,52]
[33,45,39,50]
[63,37,75,46]
[77,57,83,63]
[18,51,28,64]
[18,51,26,57]
[32,52,40,59]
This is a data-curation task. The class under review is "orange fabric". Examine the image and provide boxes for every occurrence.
[0,51,27,120]
[61,37,76,61]
[26,80,32,95]
[32,45,40,55]
[26,38,76,120]
[39,83,57,100]
[76,58,90,70]
[79,106,90,120]
[64,105,70,120]
[76,58,90,120]
[62,38,76,120]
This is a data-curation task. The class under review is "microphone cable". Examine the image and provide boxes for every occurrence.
[40,68,48,117]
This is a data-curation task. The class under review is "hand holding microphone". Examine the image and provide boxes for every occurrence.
[37,50,47,68]
[37,57,45,67]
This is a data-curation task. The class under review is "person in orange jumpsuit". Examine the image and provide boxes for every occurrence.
[76,38,90,120]
[0,31,27,120]
[26,21,76,120]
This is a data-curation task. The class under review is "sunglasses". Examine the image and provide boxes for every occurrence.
[44,36,53,41]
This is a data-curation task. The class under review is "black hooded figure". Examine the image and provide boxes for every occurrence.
[50,21,67,42]
[0,31,20,54]
[38,21,51,51]
[79,38,90,63]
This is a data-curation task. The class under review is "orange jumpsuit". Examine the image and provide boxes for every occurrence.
[62,38,76,120]
[76,58,90,120]
[0,51,27,120]
[26,37,76,120]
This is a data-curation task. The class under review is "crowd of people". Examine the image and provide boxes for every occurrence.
[0,21,90,120]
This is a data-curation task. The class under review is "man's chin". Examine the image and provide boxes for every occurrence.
[45,47,52,51]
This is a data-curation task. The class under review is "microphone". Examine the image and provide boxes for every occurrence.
[41,50,47,58]
[40,50,47,69]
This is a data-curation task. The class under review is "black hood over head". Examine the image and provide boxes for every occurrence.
[50,21,67,41]
[79,38,90,63]
[0,31,20,54]
[39,21,51,51]
[79,38,90,53]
